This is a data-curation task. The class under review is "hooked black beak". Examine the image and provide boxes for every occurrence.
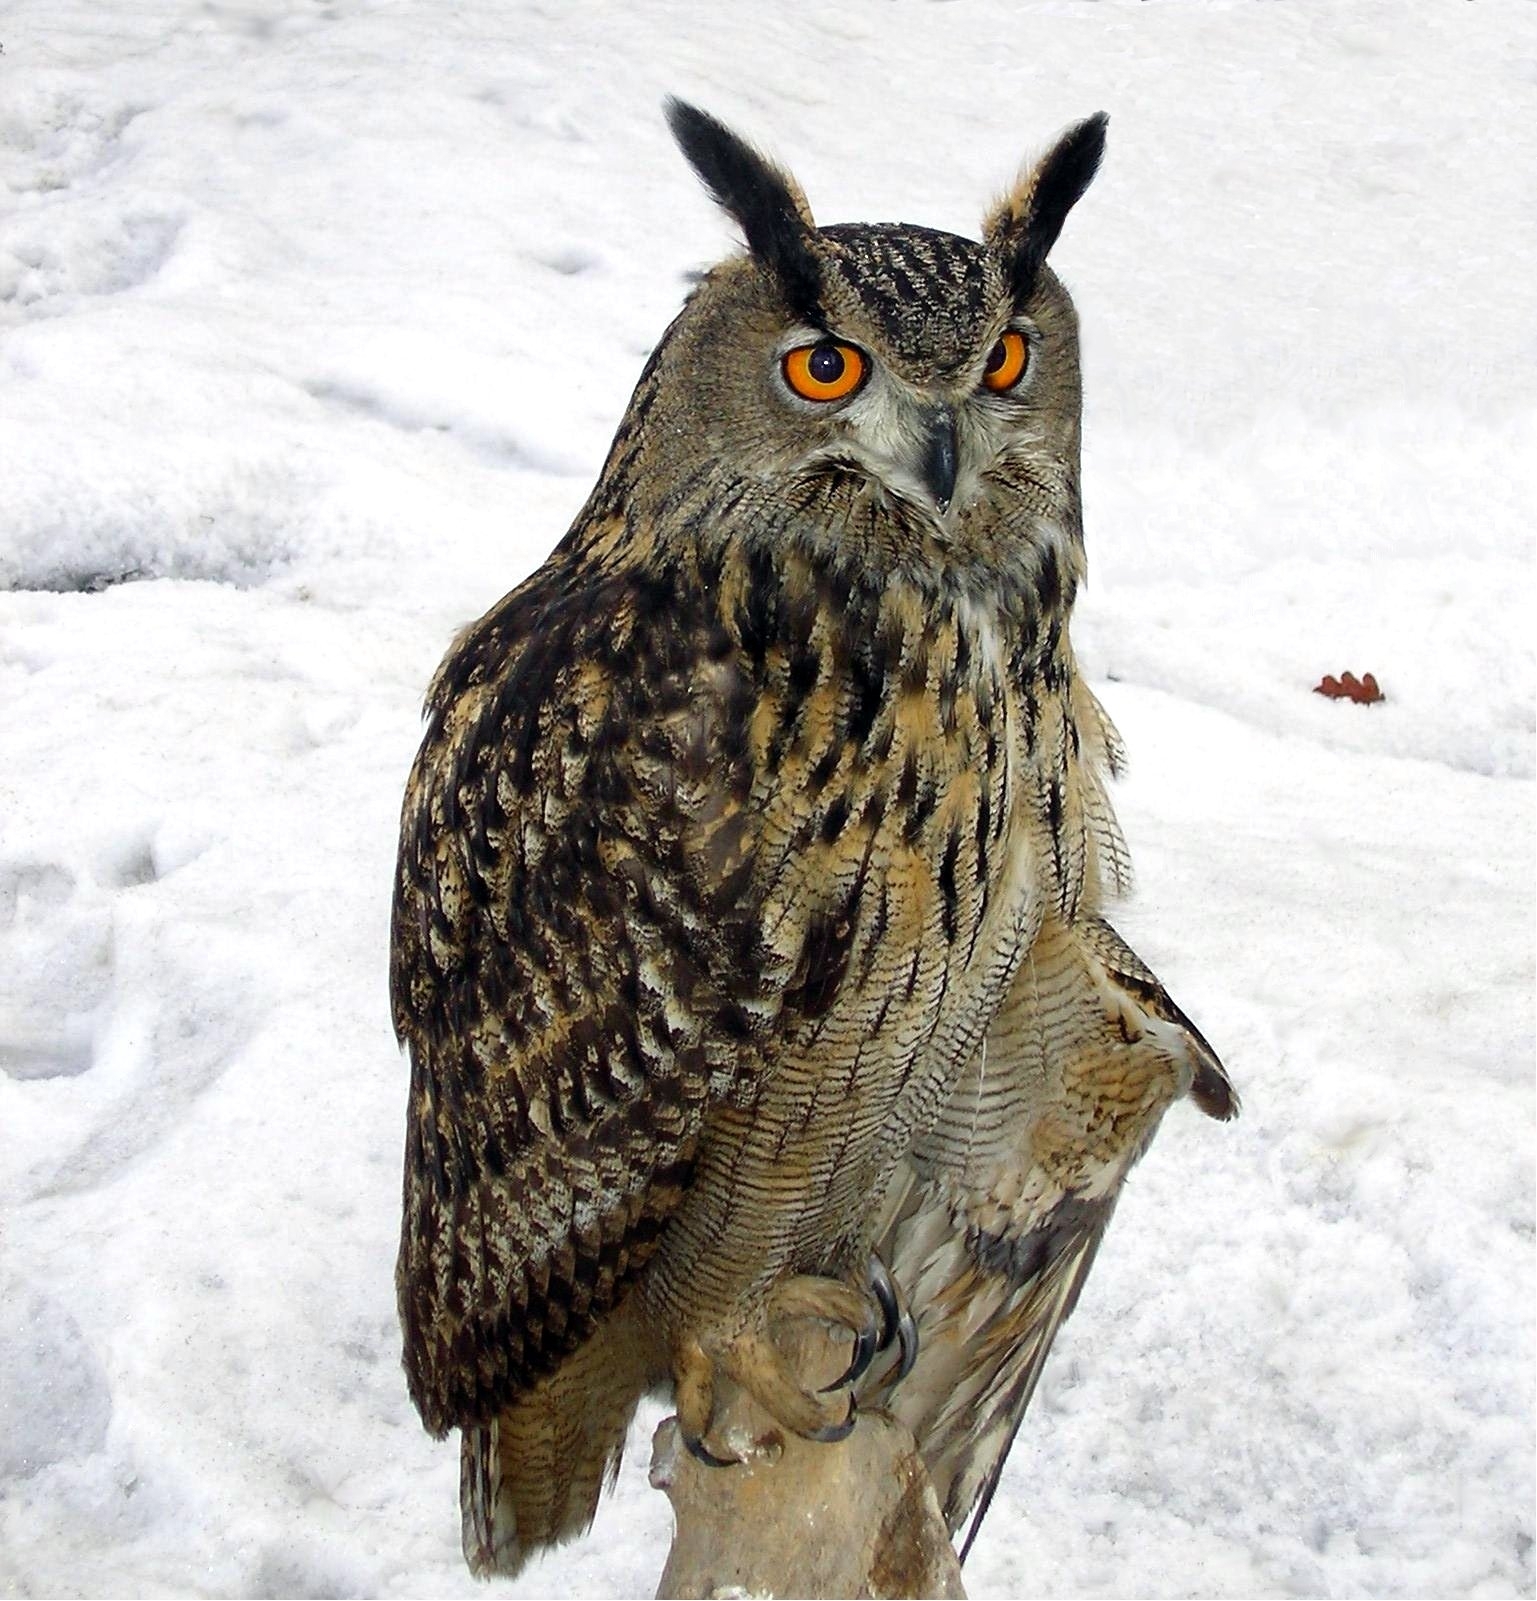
[918,406,958,512]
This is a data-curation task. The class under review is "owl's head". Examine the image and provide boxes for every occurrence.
[621,100,1106,575]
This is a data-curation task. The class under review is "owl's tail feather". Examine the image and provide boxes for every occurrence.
[460,1310,651,1579]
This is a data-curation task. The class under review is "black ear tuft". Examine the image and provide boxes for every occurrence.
[665,98,823,323]
[986,112,1108,304]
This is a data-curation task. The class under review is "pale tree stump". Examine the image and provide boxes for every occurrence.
[648,1323,965,1600]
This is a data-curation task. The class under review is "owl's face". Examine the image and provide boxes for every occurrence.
[636,103,1106,570]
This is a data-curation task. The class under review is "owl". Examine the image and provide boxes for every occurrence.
[389,100,1236,1579]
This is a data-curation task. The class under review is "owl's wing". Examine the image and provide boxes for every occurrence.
[390,556,768,1437]
[873,912,1236,1554]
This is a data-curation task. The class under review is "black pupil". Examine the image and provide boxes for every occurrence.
[808,344,845,384]
[985,339,1008,374]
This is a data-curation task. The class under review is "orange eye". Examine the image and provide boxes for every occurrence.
[982,330,1029,392]
[782,341,866,403]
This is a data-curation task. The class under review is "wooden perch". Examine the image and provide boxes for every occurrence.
[649,1322,965,1600]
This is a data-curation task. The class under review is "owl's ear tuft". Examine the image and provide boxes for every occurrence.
[665,98,824,323]
[984,113,1107,304]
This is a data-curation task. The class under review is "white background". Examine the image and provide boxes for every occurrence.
[1,3,1532,1596]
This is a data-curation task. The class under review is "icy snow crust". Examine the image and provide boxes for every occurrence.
[1,3,1532,1596]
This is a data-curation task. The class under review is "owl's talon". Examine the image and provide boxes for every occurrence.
[865,1253,920,1391]
[891,1304,919,1384]
[820,1315,879,1393]
[868,1253,902,1351]
[716,1293,869,1444]
[682,1430,739,1469]
[673,1336,741,1467]
[804,1392,857,1444]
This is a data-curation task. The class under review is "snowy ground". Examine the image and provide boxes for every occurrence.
[1,3,1533,1597]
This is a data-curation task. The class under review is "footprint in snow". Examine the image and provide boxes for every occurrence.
[0,827,251,1202]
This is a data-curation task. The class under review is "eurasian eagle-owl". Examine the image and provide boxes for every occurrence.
[389,99,1236,1577]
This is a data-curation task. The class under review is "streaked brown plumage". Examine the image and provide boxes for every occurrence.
[389,100,1235,1579]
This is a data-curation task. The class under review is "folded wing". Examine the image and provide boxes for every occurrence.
[872,911,1236,1554]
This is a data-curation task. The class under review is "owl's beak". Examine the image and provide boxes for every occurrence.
[918,405,958,513]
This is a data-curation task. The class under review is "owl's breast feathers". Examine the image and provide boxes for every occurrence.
[390,519,1117,1435]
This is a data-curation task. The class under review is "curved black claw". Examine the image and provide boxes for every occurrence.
[868,1253,902,1351]
[867,1252,920,1390]
[805,1392,858,1444]
[891,1304,919,1385]
[821,1313,879,1393]
[682,1429,738,1469]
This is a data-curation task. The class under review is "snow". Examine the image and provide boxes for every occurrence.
[1,2,1531,1597]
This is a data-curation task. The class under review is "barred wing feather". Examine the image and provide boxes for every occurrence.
[872,913,1235,1552]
